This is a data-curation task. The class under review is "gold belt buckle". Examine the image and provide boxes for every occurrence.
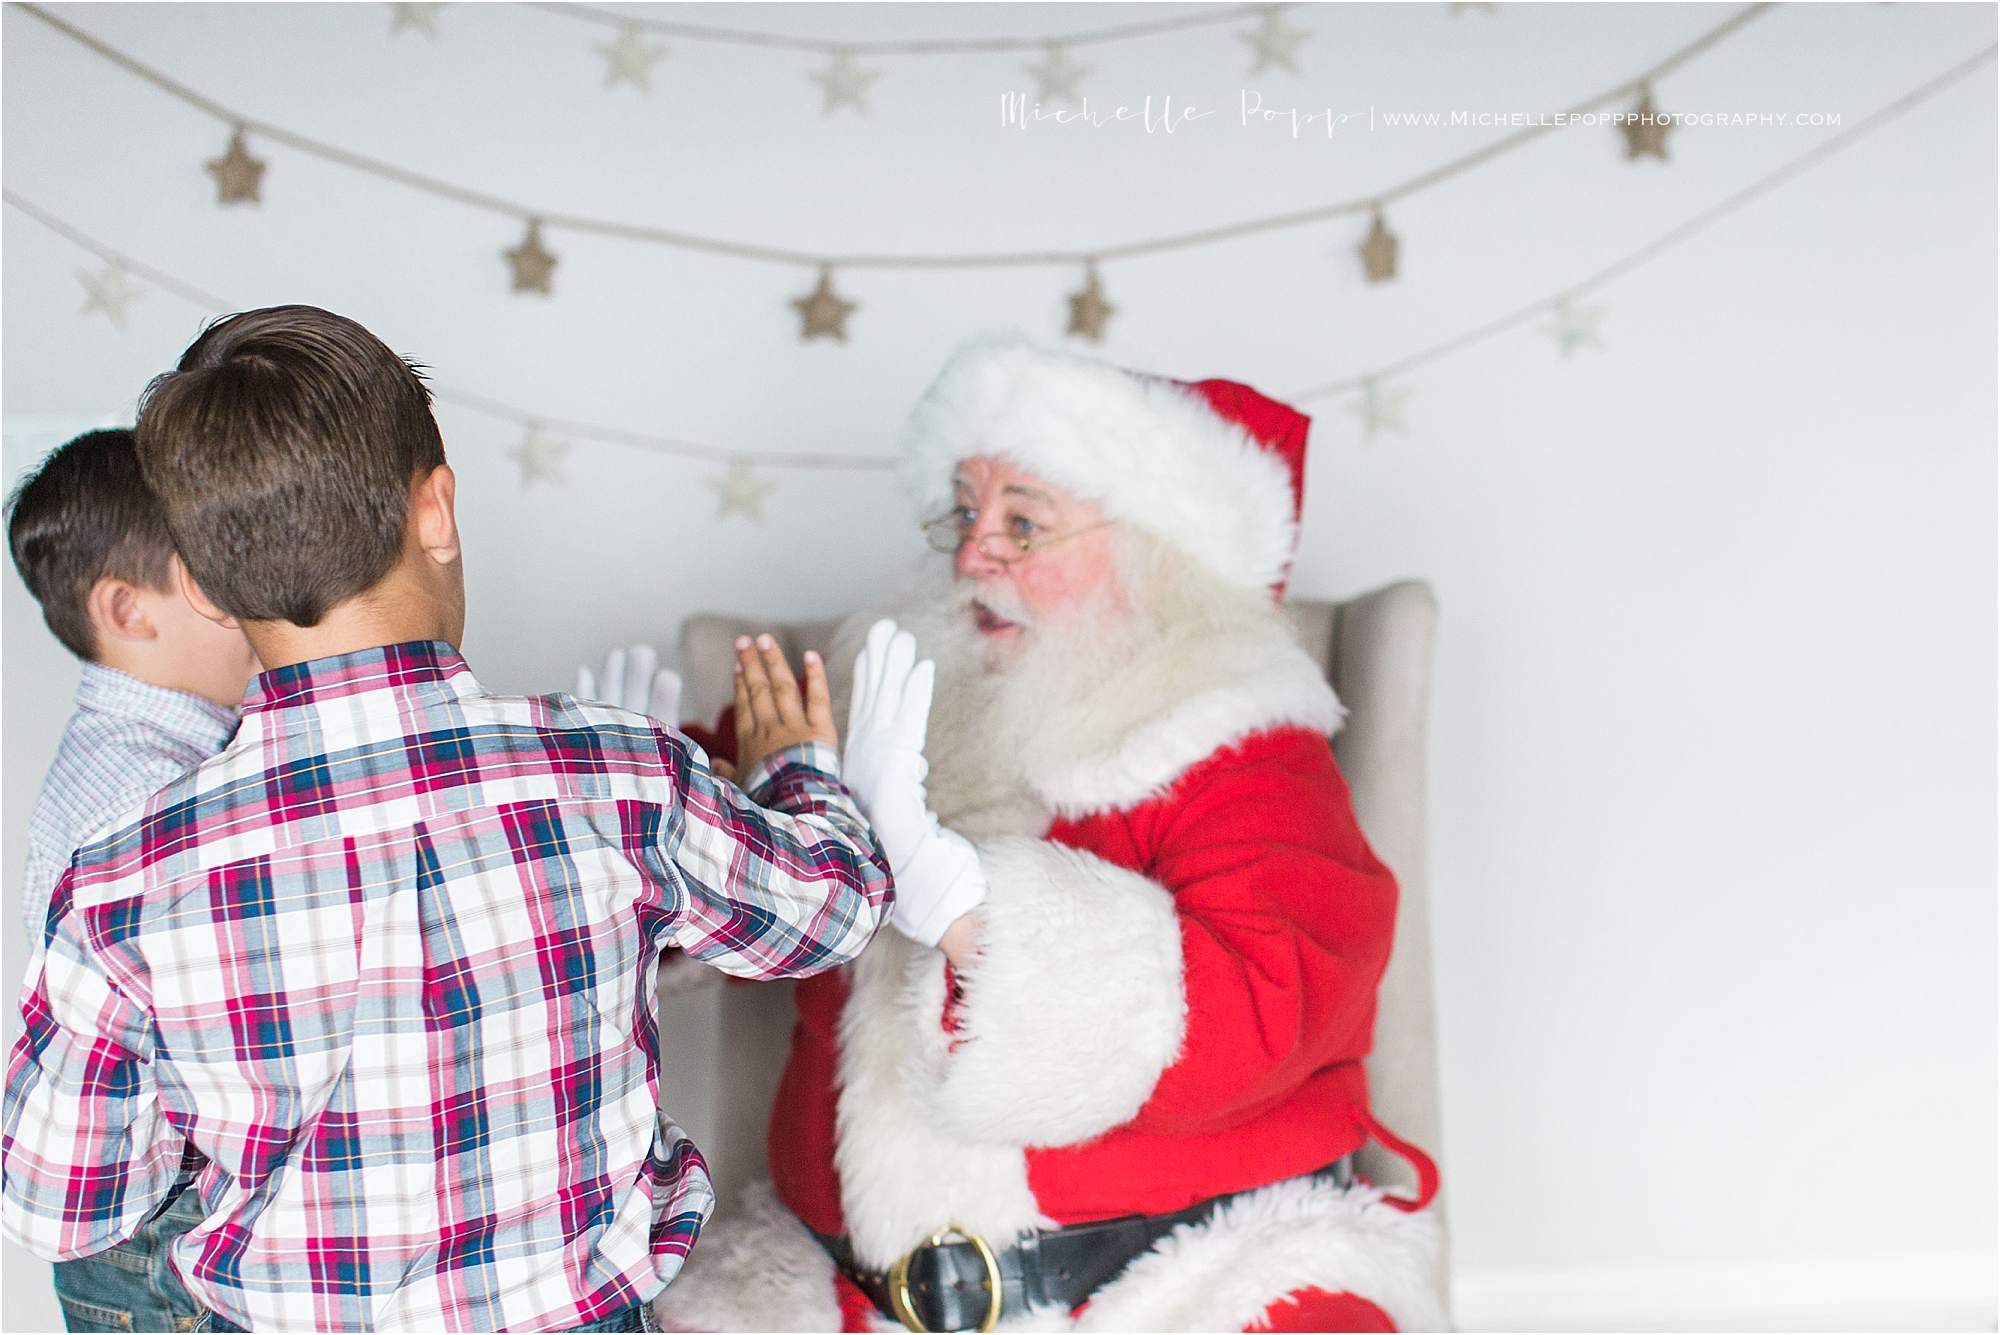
[887,1221,1002,1333]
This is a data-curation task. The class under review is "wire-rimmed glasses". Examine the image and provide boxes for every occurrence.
[921,508,1113,564]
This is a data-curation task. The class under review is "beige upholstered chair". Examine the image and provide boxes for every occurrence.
[671,579,1446,1298]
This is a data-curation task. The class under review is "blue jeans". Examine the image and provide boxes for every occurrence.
[207,1300,657,1332]
[560,1303,658,1333]
[52,1189,208,1332]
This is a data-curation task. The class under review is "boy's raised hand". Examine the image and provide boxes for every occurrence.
[733,634,835,778]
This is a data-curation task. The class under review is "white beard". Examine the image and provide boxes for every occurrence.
[829,567,1093,839]
[832,531,1321,828]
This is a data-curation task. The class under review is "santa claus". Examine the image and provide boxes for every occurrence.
[658,335,1445,1333]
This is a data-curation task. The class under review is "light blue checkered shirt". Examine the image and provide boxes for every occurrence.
[18,662,238,940]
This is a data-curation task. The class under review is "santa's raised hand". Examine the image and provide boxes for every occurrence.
[576,642,683,724]
[841,618,988,948]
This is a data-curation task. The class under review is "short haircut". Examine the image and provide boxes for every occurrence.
[134,305,445,626]
[6,428,177,661]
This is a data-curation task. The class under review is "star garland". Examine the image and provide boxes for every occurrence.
[15,1,1780,350]
[7,36,1990,489]
[532,0,1313,112]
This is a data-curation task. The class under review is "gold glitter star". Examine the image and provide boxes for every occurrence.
[206,129,266,206]
[792,268,856,341]
[1359,210,1398,283]
[1622,85,1672,161]
[505,219,558,295]
[1066,265,1114,342]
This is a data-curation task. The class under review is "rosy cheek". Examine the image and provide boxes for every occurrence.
[1015,561,1071,606]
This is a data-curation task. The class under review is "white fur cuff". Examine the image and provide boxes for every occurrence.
[921,836,1188,1147]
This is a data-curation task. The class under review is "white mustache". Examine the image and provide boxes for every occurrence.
[966,581,1033,627]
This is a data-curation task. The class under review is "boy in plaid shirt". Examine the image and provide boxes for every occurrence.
[2,306,930,1332]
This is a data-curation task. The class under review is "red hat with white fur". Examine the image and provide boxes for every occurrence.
[899,334,1311,594]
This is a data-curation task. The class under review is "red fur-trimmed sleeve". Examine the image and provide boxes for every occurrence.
[1125,728,1397,1134]
[919,729,1396,1147]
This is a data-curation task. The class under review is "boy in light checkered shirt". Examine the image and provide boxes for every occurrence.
[7,426,259,1331]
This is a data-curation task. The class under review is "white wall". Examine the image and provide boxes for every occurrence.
[4,3,1994,1330]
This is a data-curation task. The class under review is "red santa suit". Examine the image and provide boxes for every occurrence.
[658,336,1445,1332]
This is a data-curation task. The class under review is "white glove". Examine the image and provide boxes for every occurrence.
[577,643,684,724]
[842,619,988,948]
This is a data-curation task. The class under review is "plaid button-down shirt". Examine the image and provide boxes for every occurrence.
[2,641,893,1332]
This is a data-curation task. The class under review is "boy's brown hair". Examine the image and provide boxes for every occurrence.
[5,428,177,660]
[134,304,445,626]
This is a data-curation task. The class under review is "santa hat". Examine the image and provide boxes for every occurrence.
[899,334,1311,594]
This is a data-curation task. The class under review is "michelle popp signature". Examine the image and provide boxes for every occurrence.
[998,91,1368,138]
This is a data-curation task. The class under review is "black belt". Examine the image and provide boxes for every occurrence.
[814,1155,1356,1333]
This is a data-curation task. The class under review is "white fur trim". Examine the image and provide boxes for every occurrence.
[918,838,1188,1147]
[835,930,1052,1268]
[1027,633,1344,819]
[1074,1179,1449,1333]
[900,334,1300,592]
[651,1179,842,1333]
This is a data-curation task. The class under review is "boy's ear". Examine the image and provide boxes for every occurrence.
[174,557,240,630]
[85,577,156,645]
[411,464,460,567]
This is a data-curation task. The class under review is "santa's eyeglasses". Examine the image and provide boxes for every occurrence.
[920,507,1114,565]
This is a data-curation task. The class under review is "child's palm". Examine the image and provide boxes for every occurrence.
[732,635,834,777]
